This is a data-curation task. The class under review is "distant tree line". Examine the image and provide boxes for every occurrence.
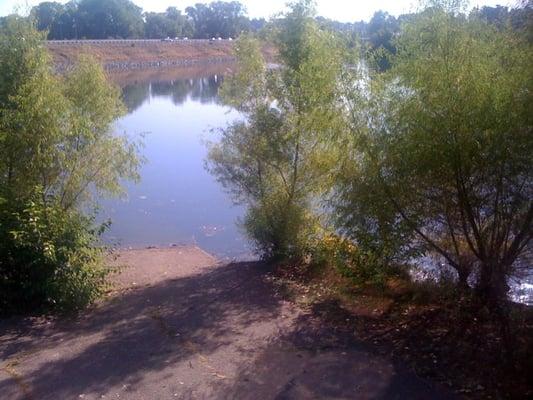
[1,0,529,45]
[317,3,532,70]
[0,0,265,40]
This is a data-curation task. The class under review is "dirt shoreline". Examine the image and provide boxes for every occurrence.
[0,247,455,399]
[272,261,533,399]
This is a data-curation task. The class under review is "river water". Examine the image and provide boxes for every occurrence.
[99,67,252,260]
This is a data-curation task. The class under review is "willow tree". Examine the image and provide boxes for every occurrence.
[336,0,532,309]
[208,1,346,259]
[0,18,140,313]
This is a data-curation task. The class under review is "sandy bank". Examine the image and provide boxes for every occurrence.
[108,246,218,291]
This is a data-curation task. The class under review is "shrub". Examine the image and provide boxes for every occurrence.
[0,20,138,314]
[313,234,402,288]
[243,194,318,261]
[0,189,110,314]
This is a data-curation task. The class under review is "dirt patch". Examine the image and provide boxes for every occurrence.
[0,248,455,400]
[107,246,218,291]
[272,261,533,400]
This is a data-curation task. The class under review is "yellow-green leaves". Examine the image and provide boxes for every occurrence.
[209,0,347,260]
[220,34,266,112]
[0,22,140,211]
[335,1,533,298]
[0,20,139,313]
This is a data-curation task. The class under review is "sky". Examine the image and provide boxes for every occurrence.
[0,0,515,22]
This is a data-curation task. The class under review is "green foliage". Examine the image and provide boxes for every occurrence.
[0,20,139,314]
[21,0,533,43]
[26,0,145,40]
[334,159,421,267]
[208,1,347,260]
[243,195,316,260]
[335,0,533,304]
[0,189,109,314]
[30,1,65,33]
[144,7,193,39]
[364,11,400,72]
[219,34,266,112]
[76,0,144,39]
[185,1,250,39]
[312,234,400,288]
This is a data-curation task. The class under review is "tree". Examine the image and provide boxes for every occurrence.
[144,7,193,39]
[144,12,171,39]
[48,1,79,39]
[335,0,532,310]
[0,19,140,313]
[208,1,346,259]
[186,1,249,38]
[250,18,266,32]
[30,1,64,35]
[471,5,510,29]
[364,11,399,71]
[76,0,144,39]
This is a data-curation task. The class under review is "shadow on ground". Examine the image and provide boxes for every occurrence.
[216,297,455,400]
[0,261,455,400]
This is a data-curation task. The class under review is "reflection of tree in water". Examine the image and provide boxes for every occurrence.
[122,82,151,113]
[121,75,224,112]
[189,76,224,104]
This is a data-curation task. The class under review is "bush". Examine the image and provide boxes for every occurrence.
[243,194,317,261]
[0,20,138,315]
[313,234,402,288]
[0,189,110,314]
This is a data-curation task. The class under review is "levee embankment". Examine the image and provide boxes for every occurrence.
[47,39,237,72]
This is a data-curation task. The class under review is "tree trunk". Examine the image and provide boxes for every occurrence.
[476,262,515,367]
[456,264,471,290]
[476,262,509,308]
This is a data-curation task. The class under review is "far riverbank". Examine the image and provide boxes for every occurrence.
[47,39,276,72]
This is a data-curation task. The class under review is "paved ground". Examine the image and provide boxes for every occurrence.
[0,247,455,400]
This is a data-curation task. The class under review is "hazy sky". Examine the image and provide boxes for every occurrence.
[0,0,514,21]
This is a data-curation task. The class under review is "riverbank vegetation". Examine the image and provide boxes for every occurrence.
[0,0,530,396]
[208,0,532,396]
[0,18,140,314]
[211,0,532,310]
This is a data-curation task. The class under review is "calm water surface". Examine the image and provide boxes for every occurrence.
[99,70,251,259]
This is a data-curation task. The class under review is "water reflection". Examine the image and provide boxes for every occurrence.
[122,76,224,113]
[100,69,250,260]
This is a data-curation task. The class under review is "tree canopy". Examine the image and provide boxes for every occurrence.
[24,0,254,40]
[0,18,140,313]
[19,0,532,43]
[144,7,194,39]
[208,0,346,259]
[208,0,532,314]
[335,0,532,309]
